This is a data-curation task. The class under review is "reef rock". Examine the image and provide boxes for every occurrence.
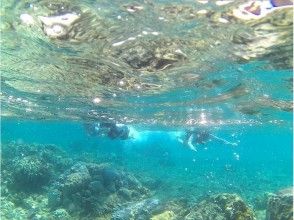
[253,192,273,210]
[52,208,71,220]
[151,210,176,220]
[2,143,72,191]
[152,198,190,219]
[266,187,293,220]
[112,198,159,220]
[12,155,52,189]
[48,162,150,217]
[63,163,91,194]
[185,193,255,220]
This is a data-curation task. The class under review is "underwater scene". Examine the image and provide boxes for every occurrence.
[1,0,293,219]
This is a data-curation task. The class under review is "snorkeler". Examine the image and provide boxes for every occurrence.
[233,0,293,20]
[177,129,211,151]
[84,122,131,140]
[108,123,130,140]
[177,129,237,151]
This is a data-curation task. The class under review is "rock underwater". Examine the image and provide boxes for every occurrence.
[184,193,255,220]
[266,187,293,220]
[47,162,150,217]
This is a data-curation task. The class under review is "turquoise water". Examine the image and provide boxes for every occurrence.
[1,0,293,219]
[2,120,293,199]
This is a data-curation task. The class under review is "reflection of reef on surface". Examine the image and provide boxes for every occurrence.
[1,0,292,125]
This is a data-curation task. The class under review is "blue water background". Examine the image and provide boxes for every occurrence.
[2,117,292,202]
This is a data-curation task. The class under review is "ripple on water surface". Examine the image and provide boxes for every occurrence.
[0,0,292,127]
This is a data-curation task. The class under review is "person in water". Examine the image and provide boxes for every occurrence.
[178,129,237,151]
[84,122,131,140]
[107,123,130,140]
[177,129,211,151]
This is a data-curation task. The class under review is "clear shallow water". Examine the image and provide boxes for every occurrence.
[1,0,293,219]
[1,119,293,219]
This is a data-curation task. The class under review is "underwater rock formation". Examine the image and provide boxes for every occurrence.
[1,198,27,220]
[2,143,72,191]
[151,198,190,219]
[1,193,54,220]
[185,193,255,220]
[12,155,52,189]
[1,143,74,219]
[2,142,153,219]
[48,162,150,217]
[266,187,293,220]
[150,210,176,220]
[253,192,273,210]
[52,208,71,220]
[112,198,159,220]
[63,162,91,194]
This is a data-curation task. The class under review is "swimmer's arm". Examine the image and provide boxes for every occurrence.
[177,137,184,144]
[187,135,197,151]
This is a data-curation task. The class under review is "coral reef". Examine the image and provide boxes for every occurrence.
[52,209,71,220]
[184,193,255,220]
[1,143,73,220]
[151,210,176,220]
[112,198,159,220]
[151,198,190,219]
[1,198,27,220]
[266,187,293,220]
[2,142,290,220]
[2,142,152,219]
[47,162,150,217]
[2,143,72,191]
[1,194,52,220]
[12,155,52,189]
[253,192,273,210]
